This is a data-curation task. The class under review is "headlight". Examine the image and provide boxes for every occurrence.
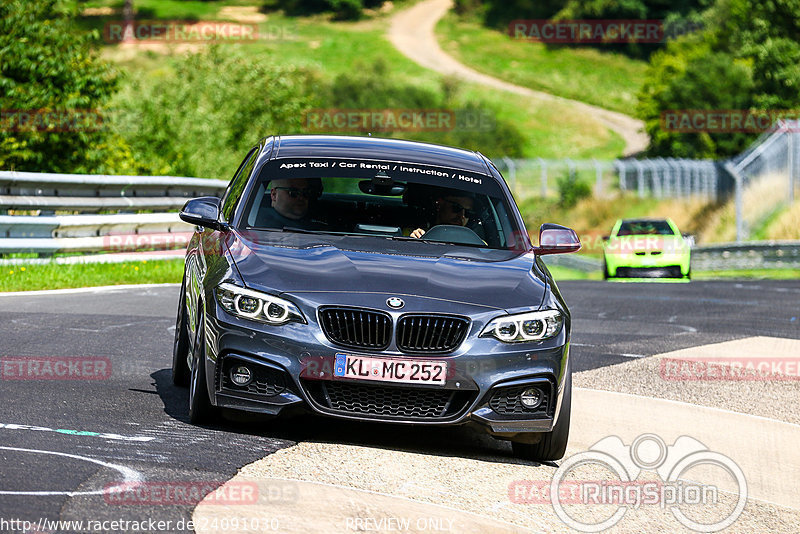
[480,309,562,343]
[215,283,305,325]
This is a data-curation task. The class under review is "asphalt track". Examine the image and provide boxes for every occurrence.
[0,280,798,531]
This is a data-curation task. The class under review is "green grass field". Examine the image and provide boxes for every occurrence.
[436,12,648,115]
[0,259,184,292]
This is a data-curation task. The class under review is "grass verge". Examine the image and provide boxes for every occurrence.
[545,265,603,281]
[436,12,648,114]
[0,259,184,292]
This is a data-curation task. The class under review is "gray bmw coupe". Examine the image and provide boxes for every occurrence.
[173,135,580,461]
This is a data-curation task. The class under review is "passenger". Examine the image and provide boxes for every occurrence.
[257,178,326,230]
[410,192,475,238]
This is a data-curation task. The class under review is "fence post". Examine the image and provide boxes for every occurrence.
[636,160,645,198]
[615,160,625,191]
[502,157,516,193]
[593,159,603,196]
[724,161,745,242]
[537,157,547,198]
[789,128,797,203]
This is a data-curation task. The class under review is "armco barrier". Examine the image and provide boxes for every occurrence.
[690,241,800,271]
[0,171,226,256]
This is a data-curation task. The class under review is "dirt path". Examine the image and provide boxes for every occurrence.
[387,0,649,156]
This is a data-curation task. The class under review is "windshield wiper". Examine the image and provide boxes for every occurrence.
[389,235,443,245]
[389,235,491,248]
[281,226,335,235]
[245,226,342,235]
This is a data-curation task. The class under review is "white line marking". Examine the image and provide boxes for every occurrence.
[619,353,648,358]
[0,446,143,496]
[0,283,179,297]
[0,422,156,442]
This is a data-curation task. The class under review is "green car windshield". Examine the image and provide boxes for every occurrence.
[616,220,676,236]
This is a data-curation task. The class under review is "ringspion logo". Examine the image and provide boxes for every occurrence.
[511,434,747,532]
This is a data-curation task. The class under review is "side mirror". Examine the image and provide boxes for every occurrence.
[533,223,581,255]
[179,197,225,230]
[602,235,610,242]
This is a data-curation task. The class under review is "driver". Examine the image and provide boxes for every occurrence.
[410,192,475,239]
[257,178,327,230]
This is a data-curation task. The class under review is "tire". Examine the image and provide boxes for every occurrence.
[603,260,610,280]
[171,280,190,387]
[512,364,572,462]
[188,315,216,424]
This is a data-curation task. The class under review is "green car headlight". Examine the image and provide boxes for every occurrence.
[216,283,305,325]
[480,309,563,343]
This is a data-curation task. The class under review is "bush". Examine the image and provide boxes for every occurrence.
[112,47,320,178]
[113,53,526,179]
[556,172,592,208]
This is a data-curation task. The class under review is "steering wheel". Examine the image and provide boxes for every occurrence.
[421,225,486,246]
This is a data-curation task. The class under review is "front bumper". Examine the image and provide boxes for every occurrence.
[202,301,569,434]
[605,251,691,277]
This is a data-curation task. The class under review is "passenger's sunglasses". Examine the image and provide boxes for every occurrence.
[442,199,475,218]
[272,186,319,199]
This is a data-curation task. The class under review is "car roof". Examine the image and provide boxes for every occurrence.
[619,218,673,224]
[271,135,492,175]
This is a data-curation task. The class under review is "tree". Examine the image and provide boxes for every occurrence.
[637,0,800,158]
[0,0,126,173]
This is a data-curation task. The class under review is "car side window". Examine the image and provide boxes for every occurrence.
[221,148,258,223]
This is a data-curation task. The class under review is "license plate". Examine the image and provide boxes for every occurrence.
[333,353,447,385]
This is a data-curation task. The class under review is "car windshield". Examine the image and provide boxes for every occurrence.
[617,220,675,236]
[238,158,524,250]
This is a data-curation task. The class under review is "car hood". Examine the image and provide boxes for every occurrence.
[226,230,546,311]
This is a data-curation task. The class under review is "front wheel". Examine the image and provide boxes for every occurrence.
[512,364,572,462]
[188,316,217,424]
[171,280,190,387]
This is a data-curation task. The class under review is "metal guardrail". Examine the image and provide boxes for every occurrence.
[0,171,227,212]
[691,241,800,271]
[0,171,226,257]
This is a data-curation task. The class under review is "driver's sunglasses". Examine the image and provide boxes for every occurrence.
[273,186,319,199]
[442,199,475,218]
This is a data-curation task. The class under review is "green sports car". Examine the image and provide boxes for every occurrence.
[602,218,691,279]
